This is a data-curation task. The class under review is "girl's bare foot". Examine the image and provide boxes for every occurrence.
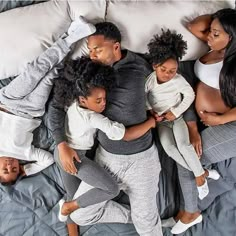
[61,200,80,216]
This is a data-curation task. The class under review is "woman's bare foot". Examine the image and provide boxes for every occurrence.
[174,210,185,222]
[179,211,201,224]
[62,200,80,216]
[171,211,202,234]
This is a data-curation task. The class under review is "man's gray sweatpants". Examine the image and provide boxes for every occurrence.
[0,38,70,118]
[70,144,163,236]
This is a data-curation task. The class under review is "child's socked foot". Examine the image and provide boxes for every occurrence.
[197,179,209,200]
[65,16,96,45]
[58,199,68,222]
[205,169,220,180]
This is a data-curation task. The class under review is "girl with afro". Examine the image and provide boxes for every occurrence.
[52,57,156,224]
[145,29,220,204]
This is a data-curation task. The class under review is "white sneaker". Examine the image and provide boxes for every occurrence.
[207,169,220,180]
[65,16,96,45]
[161,217,176,227]
[171,214,203,234]
[58,199,68,222]
[197,179,209,200]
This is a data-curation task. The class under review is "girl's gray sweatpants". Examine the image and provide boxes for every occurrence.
[158,116,204,177]
[0,38,70,118]
[54,146,119,208]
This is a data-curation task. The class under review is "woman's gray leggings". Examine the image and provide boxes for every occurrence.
[54,147,119,208]
[177,121,236,212]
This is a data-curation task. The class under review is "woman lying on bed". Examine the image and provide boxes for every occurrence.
[166,8,236,234]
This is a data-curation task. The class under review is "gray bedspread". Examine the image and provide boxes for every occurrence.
[0,2,236,235]
[0,165,67,236]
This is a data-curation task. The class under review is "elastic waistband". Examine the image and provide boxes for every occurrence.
[97,143,157,161]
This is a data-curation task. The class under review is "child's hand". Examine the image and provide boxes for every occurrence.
[163,111,176,121]
[58,142,81,175]
[154,114,164,122]
[149,109,164,122]
[20,165,26,176]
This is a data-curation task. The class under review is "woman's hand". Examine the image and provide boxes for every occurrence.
[186,121,202,157]
[199,111,223,126]
[58,142,81,175]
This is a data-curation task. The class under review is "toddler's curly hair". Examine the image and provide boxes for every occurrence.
[147,29,187,65]
[53,57,115,107]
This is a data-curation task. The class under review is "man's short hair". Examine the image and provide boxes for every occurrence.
[93,22,121,43]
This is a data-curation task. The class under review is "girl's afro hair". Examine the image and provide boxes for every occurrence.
[53,57,115,107]
[147,29,187,64]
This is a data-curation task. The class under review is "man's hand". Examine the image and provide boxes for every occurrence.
[58,142,81,175]
[163,111,176,121]
[199,111,222,126]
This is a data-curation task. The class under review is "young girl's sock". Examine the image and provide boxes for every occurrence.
[197,179,209,200]
[65,16,96,45]
[206,169,220,180]
[58,199,68,222]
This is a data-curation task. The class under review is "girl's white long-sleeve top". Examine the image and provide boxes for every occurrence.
[0,111,54,175]
[145,72,195,118]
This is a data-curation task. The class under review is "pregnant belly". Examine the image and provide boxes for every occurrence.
[195,82,230,115]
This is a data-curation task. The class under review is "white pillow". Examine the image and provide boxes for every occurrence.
[0,0,106,80]
[106,0,235,60]
[68,0,106,59]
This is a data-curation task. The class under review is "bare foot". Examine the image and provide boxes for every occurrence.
[174,210,185,221]
[179,211,201,224]
[204,169,209,178]
[195,174,205,186]
[62,200,80,216]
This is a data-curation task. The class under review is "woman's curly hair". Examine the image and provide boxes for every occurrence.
[53,57,115,107]
[146,29,187,65]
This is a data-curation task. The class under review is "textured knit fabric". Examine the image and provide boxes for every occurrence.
[65,101,125,150]
[145,72,195,118]
[194,59,222,89]
[0,39,70,175]
[70,144,162,236]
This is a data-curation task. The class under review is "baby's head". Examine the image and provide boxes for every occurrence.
[55,57,115,113]
[147,29,187,83]
[0,157,20,184]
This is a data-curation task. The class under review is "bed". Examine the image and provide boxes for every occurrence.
[0,1,236,235]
